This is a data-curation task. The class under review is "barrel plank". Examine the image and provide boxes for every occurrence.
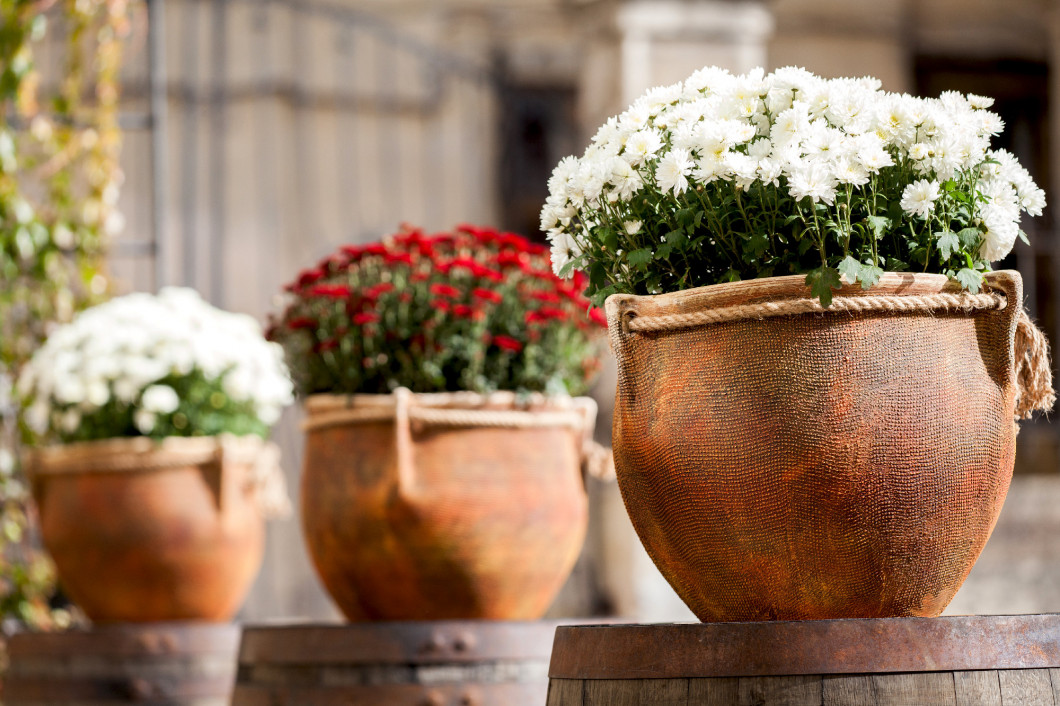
[738,676,822,705]
[998,669,1054,706]
[1049,669,1060,703]
[640,678,689,704]
[953,670,1002,706]
[584,678,640,705]
[821,674,877,705]
[872,672,956,705]
[547,678,585,706]
[686,677,739,705]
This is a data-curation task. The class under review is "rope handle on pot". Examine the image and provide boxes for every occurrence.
[1015,309,1056,419]
[304,388,616,482]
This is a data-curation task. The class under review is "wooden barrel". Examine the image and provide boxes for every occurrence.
[5,622,241,705]
[232,620,565,705]
[547,614,1060,705]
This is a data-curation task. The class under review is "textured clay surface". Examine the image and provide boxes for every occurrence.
[606,271,1022,621]
[301,401,588,621]
[37,457,265,622]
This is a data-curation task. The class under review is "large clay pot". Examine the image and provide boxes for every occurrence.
[300,389,593,621]
[605,270,1034,622]
[25,435,280,622]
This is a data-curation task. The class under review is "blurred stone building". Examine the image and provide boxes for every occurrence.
[103,0,1060,622]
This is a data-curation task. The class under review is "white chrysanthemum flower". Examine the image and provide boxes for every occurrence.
[60,409,81,434]
[788,164,838,205]
[900,179,941,218]
[623,220,642,236]
[610,157,644,200]
[134,409,157,434]
[141,384,180,414]
[968,94,995,110]
[549,230,582,278]
[656,148,695,196]
[834,158,870,186]
[908,143,930,161]
[624,129,664,166]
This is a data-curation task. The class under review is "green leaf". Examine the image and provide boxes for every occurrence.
[666,229,687,246]
[886,257,908,272]
[600,227,618,252]
[627,248,654,270]
[957,227,981,248]
[837,255,862,285]
[655,242,673,260]
[721,268,741,283]
[745,233,769,259]
[589,261,608,290]
[805,266,842,307]
[866,215,890,240]
[955,268,983,293]
[590,284,619,308]
[935,231,959,261]
[859,265,883,289]
[558,259,577,279]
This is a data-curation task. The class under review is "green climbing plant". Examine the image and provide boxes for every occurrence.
[0,0,129,631]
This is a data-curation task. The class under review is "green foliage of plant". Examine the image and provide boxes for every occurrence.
[0,0,129,631]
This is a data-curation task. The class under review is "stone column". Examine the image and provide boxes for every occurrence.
[616,0,774,103]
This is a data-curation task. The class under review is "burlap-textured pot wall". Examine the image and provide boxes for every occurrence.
[606,270,1053,622]
[25,435,285,622]
[300,390,599,621]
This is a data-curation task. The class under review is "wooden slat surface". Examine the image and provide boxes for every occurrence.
[821,675,876,706]
[686,677,739,705]
[547,670,1060,705]
[954,670,1002,706]
[999,669,1054,706]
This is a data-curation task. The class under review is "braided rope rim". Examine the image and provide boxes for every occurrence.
[23,435,267,476]
[301,404,587,433]
[626,291,1007,334]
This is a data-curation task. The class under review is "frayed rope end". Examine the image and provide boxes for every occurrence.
[1015,309,1056,420]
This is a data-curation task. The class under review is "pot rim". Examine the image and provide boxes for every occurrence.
[303,388,593,416]
[604,270,1018,323]
[23,433,271,477]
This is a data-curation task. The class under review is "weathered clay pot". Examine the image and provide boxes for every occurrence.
[25,435,279,622]
[606,271,1030,622]
[300,390,592,621]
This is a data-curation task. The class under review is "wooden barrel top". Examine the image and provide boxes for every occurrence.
[549,614,1060,680]
[238,619,561,665]
[5,622,241,705]
[8,621,241,659]
[235,620,592,706]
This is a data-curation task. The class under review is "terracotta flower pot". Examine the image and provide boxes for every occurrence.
[25,435,286,622]
[300,389,595,621]
[605,270,1050,622]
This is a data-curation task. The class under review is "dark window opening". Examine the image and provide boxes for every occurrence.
[498,84,579,243]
